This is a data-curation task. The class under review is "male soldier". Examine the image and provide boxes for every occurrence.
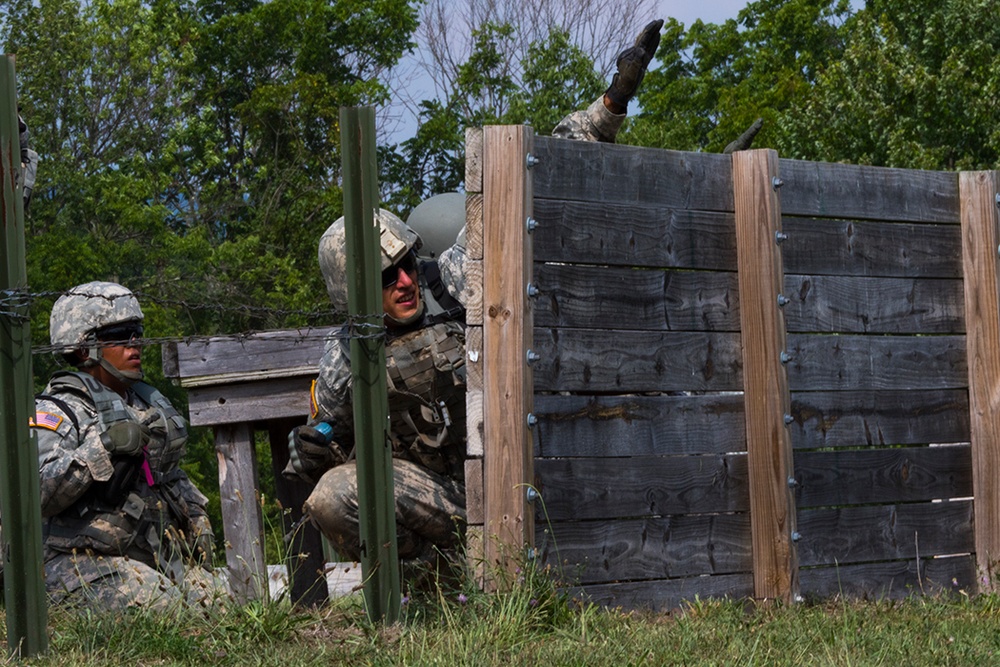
[285,20,668,578]
[286,210,468,576]
[34,281,228,610]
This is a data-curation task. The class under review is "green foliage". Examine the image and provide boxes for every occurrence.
[383,24,601,215]
[779,0,1000,170]
[627,0,854,152]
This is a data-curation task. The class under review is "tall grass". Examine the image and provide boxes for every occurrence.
[7,563,1000,666]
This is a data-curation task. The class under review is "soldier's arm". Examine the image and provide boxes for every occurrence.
[33,395,114,517]
[311,339,355,443]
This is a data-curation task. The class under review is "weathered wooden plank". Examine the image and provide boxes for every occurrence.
[531,266,963,335]
[788,389,970,449]
[568,573,755,612]
[782,274,965,334]
[461,258,484,327]
[781,217,963,278]
[465,192,483,261]
[800,555,976,601]
[533,199,736,269]
[186,376,312,427]
[482,125,535,577]
[163,328,333,381]
[785,333,967,391]
[465,457,484,525]
[795,500,975,567]
[465,127,483,194]
[533,393,747,458]
[793,445,973,507]
[531,329,744,393]
[733,149,798,603]
[533,136,734,210]
[959,170,1000,590]
[777,158,960,222]
[215,423,268,602]
[539,514,751,584]
[535,455,749,521]
[533,264,740,332]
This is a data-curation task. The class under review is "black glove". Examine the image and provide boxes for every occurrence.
[286,424,336,480]
[101,421,150,457]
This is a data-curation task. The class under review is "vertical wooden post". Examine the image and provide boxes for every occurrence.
[959,170,1000,591]
[732,149,799,603]
[482,125,534,583]
[268,419,328,606]
[0,54,47,657]
[215,423,267,601]
[340,106,399,622]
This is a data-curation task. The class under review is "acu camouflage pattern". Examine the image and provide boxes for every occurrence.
[34,373,229,609]
[551,95,627,143]
[49,281,143,352]
[302,247,469,564]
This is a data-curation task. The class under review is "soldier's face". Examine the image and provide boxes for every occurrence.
[382,258,421,323]
[100,343,142,375]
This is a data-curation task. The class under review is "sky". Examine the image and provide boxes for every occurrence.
[382,0,752,145]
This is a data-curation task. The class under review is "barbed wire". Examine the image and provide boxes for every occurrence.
[0,287,388,355]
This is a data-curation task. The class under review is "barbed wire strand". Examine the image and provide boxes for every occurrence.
[0,287,388,355]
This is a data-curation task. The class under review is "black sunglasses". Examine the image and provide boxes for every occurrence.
[381,252,418,289]
[95,322,144,344]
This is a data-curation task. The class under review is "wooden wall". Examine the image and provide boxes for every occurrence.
[465,128,1000,610]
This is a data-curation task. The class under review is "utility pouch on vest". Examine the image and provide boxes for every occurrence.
[92,455,144,505]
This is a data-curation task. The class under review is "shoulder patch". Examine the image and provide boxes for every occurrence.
[30,411,63,431]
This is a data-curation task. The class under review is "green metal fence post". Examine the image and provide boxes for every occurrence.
[0,55,48,657]
[339,106,400,623]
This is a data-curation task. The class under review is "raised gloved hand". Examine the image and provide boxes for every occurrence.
[287,424,336,478]
[189,514,215,570]
[100,421,151,457]
[604,19,664,109]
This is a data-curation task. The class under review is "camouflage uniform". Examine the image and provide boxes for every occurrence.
[35,282,228,610]
[551,95,627,143]
[291,214,468,567]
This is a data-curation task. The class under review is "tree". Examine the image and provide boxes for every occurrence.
[627,0,855,152]
[779,0,1000,170]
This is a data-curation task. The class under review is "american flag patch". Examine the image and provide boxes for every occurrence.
[30,411,63,431]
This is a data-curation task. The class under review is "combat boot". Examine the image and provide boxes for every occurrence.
[604,19,664,109]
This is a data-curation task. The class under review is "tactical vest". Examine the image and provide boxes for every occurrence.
[341,260,467,481]
[41,372,192,572]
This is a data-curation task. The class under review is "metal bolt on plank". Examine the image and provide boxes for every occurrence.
[526,153,540,169]
[525,217,538,233]
[526,349,541,364]
[526,283,539,298]
[775,231,788,244]
[777,294,790,307]
[772,177,784,190]
[526,413,538,427]
[780,351,793,364]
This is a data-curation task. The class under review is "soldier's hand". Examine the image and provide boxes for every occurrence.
[287,425,335,477]
[101,421,150,457]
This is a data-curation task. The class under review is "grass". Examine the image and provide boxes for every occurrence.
[5,559,1000,666]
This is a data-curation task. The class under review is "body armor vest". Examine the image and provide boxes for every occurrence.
[42,372,192,571]
[341,261,467,481]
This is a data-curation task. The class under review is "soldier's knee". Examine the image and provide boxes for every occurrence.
[303,464,360,554]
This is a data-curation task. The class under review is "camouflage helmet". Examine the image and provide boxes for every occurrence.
[319,209,422,311]
[50,281,144,352]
